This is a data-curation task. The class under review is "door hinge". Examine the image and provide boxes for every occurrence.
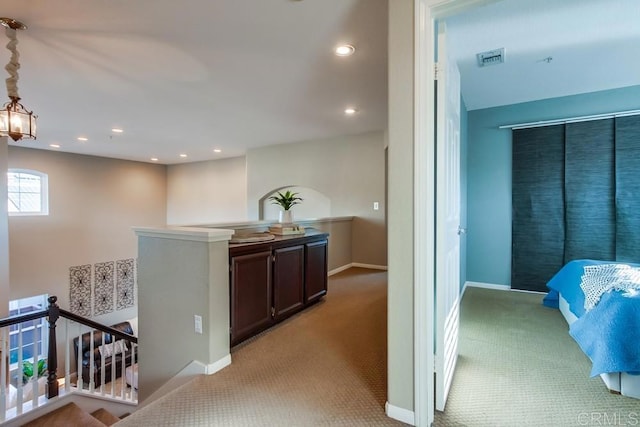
[271,307,275,318]
[229,326,232,335]
[434,62,439,81]
[271,254,276,263]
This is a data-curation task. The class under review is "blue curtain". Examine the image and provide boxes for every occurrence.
[563,119,616,262]
[511,116,640,291]
[512,126,565,291]
[615,115,640,261]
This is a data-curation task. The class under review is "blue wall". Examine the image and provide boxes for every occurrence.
[466,85,640,286]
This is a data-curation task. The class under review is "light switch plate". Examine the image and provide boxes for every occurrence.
[194,314,203,334]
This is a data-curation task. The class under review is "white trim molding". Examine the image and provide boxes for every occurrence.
[386,401,416,426]
[133,226,233,242]
[465,281,510,291]
[352,263,388,271]
[328,264,352,276]
[205,354,232,375]
[328,263,388,277]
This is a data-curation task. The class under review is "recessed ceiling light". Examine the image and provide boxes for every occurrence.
[77,137,88,142]
[335,44,355,57]
[49,144,60,148]
[111,128,123,133]
[213,149,222,153]
[344,108,358,115]
[179,153,188,158]
[151,157,159,162]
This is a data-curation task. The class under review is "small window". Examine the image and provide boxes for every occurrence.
[8,294,49,369]
[7,169,49,216]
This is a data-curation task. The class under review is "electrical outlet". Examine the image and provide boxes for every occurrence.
[373,202,379,211]
[194,314,203,334]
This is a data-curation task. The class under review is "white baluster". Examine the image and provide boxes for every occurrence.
[131,344,137,402]
[64,320,70,393]
[31,320,38,408]
[76,325,82,392]
[88,331,95,393]
[16,324,23,415]
[1,328,7,421]
[99,333,105,396]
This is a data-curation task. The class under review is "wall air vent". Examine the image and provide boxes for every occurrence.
[476,48,505,67]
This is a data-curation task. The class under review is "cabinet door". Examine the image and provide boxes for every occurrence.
[273,245,305,321]
[230,251,273,345]
[305,240,328,303]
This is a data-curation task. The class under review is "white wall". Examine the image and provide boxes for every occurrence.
[8,147,166,325]
[166,156,247,225]
[387,0,415,413]
[166,131,388,266]
[247,131,387,266]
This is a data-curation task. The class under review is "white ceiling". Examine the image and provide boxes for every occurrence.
[1,0,639,164]
[446,0,640,110]
[0,0,387,164]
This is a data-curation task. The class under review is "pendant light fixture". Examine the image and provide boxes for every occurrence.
[0,17,37,142]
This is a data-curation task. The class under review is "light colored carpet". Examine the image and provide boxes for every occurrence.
[116,268,404,426]
[434,287,640,427]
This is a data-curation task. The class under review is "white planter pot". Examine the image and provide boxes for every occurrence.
[279,210,293,224]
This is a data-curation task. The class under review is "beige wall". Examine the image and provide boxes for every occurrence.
[246,131,387,266]
[387,0,415,413]
[167,156,247,225]
[8,147,166,325]
[136,230,231,401]
[0,138,8,317]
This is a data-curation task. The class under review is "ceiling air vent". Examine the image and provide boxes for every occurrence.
[476,48,505,67]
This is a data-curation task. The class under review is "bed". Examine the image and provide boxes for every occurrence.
[543,259,640,399]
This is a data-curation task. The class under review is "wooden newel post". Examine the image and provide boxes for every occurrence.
[46,296,59,398]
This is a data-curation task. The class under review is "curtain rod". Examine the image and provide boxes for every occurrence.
[499,109,640,130]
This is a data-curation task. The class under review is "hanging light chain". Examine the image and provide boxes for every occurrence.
[4,26,20,100]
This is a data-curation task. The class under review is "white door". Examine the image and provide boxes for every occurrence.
[434,21,461,412]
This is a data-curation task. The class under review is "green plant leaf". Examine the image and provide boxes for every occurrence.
[268,190,303,210]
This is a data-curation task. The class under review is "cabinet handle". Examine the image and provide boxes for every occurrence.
[271,307,275,318]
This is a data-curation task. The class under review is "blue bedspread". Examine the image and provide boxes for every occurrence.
[544,260,640,377]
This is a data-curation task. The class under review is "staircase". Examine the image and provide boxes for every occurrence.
[22,402,123,426]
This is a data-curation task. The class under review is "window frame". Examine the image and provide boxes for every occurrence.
[8,294,49,373]
[7,168,49,216]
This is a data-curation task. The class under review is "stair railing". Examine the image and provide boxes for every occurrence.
[0,296,138,422]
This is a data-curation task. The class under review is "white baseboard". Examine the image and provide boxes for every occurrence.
[328,263,389,276]
[465,281,510,291]
[385,402,415,425]
[328,264,352,276]
[205,354,232,375]
[140,354,231,408]
[352,263,388,271]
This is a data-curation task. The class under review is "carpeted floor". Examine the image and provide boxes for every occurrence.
[115,273,640,426]
[434,287,640,427]
[115,268,404,426]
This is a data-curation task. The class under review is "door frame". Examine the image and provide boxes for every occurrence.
[413,0,501,425]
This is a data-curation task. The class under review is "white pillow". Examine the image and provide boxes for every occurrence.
[98,339,128,358]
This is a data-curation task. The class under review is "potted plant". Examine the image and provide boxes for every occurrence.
[22,358,47,384]
[268,190,302,223]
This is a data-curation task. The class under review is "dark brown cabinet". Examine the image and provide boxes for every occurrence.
[305,240,328,303]
[229,229,328,346]
[273,245,305,321]
[230,250,273,345]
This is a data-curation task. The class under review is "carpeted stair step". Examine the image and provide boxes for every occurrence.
[22,402,119,427]
[91,407,121,426]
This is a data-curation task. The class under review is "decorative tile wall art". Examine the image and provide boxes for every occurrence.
[116,258,135,310]
[94,261,115,316]
[69,265,92,317]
